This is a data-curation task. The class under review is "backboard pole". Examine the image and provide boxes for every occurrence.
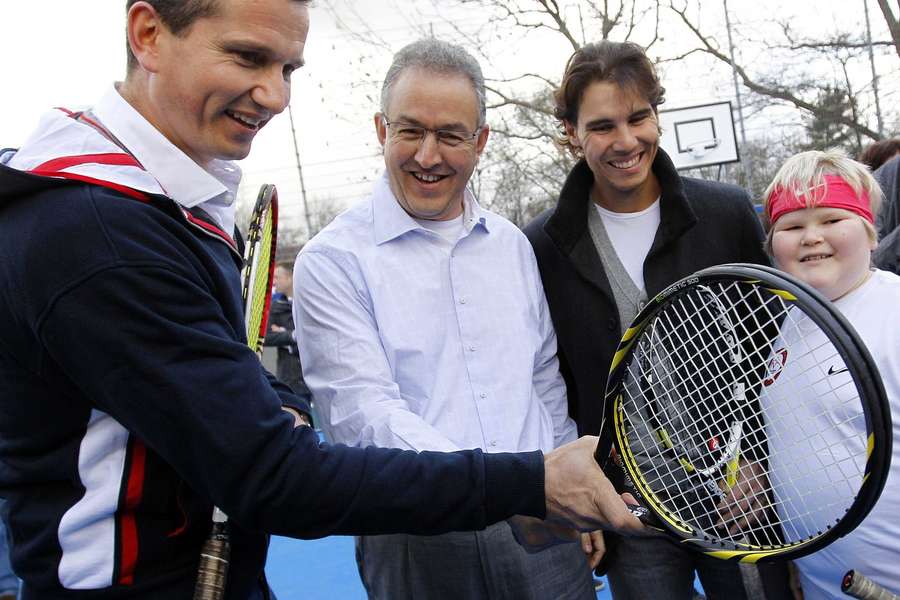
[863,0,885,137]
[724,0,753,195]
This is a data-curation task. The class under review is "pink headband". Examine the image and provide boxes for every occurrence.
[767,174,873,225]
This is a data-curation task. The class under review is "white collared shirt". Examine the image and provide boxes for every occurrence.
[91,86,241,234]
[293,174,577,454]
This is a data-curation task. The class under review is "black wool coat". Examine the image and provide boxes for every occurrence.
[524,150,770,440]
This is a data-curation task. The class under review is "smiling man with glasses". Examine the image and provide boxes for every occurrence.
[372,55,488,224]
[293,39,599,599]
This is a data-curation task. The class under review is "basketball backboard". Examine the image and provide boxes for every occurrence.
[658,101,740,170]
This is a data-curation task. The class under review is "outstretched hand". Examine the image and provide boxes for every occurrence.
[543,435,646,535]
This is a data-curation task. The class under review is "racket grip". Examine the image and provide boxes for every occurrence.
[626,502,652,523]
[842,570,900,600]
[193,521,230,600]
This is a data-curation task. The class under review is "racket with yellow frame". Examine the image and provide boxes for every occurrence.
[193,184,278,599]
[595,263,891,563]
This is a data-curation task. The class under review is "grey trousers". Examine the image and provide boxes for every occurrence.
[355,521,595,600]
[605,535,792,600]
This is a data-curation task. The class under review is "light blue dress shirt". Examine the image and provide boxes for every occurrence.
[293,174,577,454]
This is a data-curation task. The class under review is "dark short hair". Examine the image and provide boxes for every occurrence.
[124,0,309,73]
[859,138,900,171]
[554,41,665,157]
[125,0,220,73]
[276,261,294,273]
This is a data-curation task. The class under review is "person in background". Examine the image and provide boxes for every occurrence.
[294,38,597,599]
[761,149,900,599]
[264,262,311,400]
[524,40,790,600]
[872,155,900,275]
[858,138,900,173]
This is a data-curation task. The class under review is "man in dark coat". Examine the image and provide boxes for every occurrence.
[264,262,311,399]
[524,41,788,600]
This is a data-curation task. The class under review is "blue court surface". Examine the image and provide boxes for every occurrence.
[265,534,618,599]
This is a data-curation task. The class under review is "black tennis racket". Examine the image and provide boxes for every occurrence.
[193,184,279,600]
[594,263,891,563]
[843,570,900,600]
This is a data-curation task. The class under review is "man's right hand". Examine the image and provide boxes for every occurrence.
[543,435,646,535]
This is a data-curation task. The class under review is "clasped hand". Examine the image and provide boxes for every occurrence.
[508,436,646,560]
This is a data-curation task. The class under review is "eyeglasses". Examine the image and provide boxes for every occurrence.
[382,117,482,148]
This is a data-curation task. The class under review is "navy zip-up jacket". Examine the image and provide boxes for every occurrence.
[0,148,545,598]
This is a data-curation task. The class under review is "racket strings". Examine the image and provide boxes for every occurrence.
[754,306,866,530]
[618,280,867,550]
[641,286,757,460]
[676,290,856,544]
[628,286,756,534]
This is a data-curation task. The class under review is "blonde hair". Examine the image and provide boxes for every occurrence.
[762,150,883,254]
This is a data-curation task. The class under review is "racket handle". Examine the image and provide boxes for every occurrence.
[193,521,230,600]
[626,502,662,528]
[842,570,900,600]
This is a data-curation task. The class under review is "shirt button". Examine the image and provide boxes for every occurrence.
[490,441,497,447]
[480,392,487,399]
[468,345,476,352]
[459,298,467,304]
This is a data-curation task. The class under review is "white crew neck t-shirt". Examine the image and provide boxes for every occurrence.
[594,198,661,293]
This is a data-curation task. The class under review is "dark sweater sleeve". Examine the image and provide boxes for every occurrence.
[263,328,293,347]
[37,263,546,538]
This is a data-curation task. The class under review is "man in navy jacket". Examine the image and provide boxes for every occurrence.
[0,2,642,598]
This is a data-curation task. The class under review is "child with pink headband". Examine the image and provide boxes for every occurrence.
[762,150,900,599]
[763,150,882,301]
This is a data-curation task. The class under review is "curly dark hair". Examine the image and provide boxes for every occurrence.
[553,41,665,157]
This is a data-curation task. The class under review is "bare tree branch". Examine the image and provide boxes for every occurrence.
[535,0,582,50]
[876,0,900,58]
[786,40,894,50]
[669,1,883,141]
[486,72,559,88]
[486,85,555,116]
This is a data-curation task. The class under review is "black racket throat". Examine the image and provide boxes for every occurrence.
[595,264,892,563]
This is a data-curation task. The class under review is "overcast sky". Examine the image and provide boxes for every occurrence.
[1,1,894,234]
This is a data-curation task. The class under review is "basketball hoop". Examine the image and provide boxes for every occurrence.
[686,138,721,159]
[659,102,740,171]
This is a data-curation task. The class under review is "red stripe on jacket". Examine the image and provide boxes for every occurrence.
[118,439,147,585]
[32,153,143,173]
[27,170,151,202]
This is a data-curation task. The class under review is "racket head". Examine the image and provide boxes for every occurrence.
[241,184,278,353]
[595,263,891,562]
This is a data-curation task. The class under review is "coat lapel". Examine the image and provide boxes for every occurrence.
[543,159,615,301]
